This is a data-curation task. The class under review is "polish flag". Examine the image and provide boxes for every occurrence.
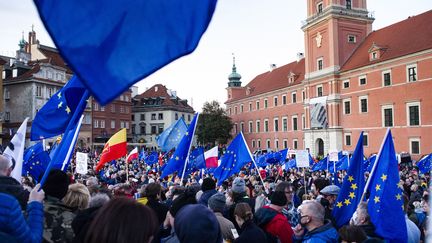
[204,146,218,168]
[126,147,138,163]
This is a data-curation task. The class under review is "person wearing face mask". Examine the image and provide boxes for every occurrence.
[293,200,339,242]
[318,185,340,226]
[349,202,381,239]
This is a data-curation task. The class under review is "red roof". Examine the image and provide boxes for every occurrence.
[228,58,305,102]
[135,84,194,111]
[341,10,432,71]
[37,45,73,73]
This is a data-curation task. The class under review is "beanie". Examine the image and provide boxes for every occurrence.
[42,169,70,200]
[270,191,287,207]
[208,193,226,212]
[201,177,216,192]
[231,177,246,194]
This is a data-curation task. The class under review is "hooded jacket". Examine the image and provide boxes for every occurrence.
[0,175,29,210]
[254,205,294,243]
[296,220,339,243]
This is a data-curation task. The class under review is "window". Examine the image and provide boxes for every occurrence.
[407,64,417,82]
[151,125,157,134]
[282,95,287,105]
[359,96,368,113]
[345,133,352,146]
[151,113,156,120]
[317,58,323,71]
[282,118,288,132]
[256,101,260,110]
[5,112,10,121]
[100,106,105,111]
[140,125,146,134]
[240,122,244,133]
[234,106,238,114]
[382,71,391,86]
[36,86,43,97]
[359,75,367,86]
[283,140,288,149]
[120,121,125,128]
[346,0,351,9]
[158,113,163,120]
[407,102,420,126]
[188,115,191,121]
[131,114,135,121]
[141,114,145,120]
[293,139,298,150]
[252,140,256,148]
[111,104,115,113]
[267,140,271,149]
[175,113,178,120]
[249,121,253,133]
[4,88,9,100]
[275,140,279,150]
[228,108,232,115]
[47,88,54,98]
[292,116,298,131]
[182,114,185,120]
[111,120,115,129]
[126,122,129,129]
[93,120,99,128]
[100,120,105,129]
[257,140,261,148]
[292,92,297,103]
[363,134,369,146]
[274,97,278,107]
[382,105,394,127]
[234,123,238,134]
[132,125,135,134]
[302,91,306,101]
[348,34,356,43]
[343,80,350,89]
[264,99,268,108]
[410,138,420,155]
[343,99,351,115]
[249,103,252,111]
[371,52,377,60]
[240,104,244,113]
[264,119,269,132]
[120,106,124,113]
[125,107,129,113]
[317,2,323,13]
[256,120,261,133]
[120,95,124,101]
[94,103,99,111]
[302,114,306,129]
[316,85,323,97]
[274,118,279,132]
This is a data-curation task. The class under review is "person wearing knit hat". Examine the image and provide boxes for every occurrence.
[232,177,246,194]
[42,169,76,243]
[208,193,236,242]
[227,177,255,231]
[198,177,217,207]
[255,191,294,242]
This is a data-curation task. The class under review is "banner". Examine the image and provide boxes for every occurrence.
[329,150,339,162]
[76,152,88,175]
[310,96,328,129]
[296,150,310,167]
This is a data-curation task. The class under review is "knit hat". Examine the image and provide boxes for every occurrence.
[175,204,223,243]
[231,177,246,194]
[42,169,70,200]
[201,177,216,192]
[270,191,287,206]
[208,193,226,212]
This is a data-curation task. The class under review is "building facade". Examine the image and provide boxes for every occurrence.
[0,30,92,147]
[226,1,432,160]
[132,84,195,148]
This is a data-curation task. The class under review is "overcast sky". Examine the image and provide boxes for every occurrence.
[1,1,431,111]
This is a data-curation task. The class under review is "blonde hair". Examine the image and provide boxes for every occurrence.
[63,183,91,210]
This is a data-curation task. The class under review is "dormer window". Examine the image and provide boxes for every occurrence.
[288,71,296,84]
[368,43,386,61]
[246,87,251,95]
[317,2,323,13]
[372,52,377,60]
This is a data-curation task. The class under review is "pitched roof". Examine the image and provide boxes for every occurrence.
[228,58,305,102]
[37,45,73,73]
[134,84,194,111]
[341,10,432,71]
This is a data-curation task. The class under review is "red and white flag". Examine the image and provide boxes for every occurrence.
[204,146,218,168]
[126,147,138,163]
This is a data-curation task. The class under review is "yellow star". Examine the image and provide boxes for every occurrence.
[347,176,354,182]
[57,92,61,99]
[175,156,179,160]
[344,199,351,205]
[58,101,63,109]
[349,192,355,199]
[381,174,387,181]
[397,182,404,189]
[65,106,71,114]
[351,183,358,190]
[374,196,380,203]
[396,194,402,200]
[375,184,381,191]
[185,132,189,136]
[336,202,343,208]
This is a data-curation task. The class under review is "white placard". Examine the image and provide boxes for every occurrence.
[296,150,310,167]
[76,152,88,175]
[329,150,339,162]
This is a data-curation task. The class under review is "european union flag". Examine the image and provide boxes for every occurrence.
[213,132,253,186]
[367,130,407,242]
[417,154,432,174]
[139,148,146,161]
[31,76,87,140]
[145,151,159,165]
[328,154,349,173]
[366,154,377,172]
[185,147,206,174]
[312,157,328,172]
[284,159,297,170]
[161,113,199,178]
[23,142,50,181]
[332,132,365,228]
[157,117,188,152]
[35,0,217,105]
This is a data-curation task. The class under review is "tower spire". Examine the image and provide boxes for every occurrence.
[227,53,242,87]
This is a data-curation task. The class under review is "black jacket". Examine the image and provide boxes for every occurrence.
[234,220,267,243]
[0,176,29,210]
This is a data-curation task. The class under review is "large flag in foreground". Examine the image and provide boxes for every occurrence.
[95,129,127,171]
[157,117,188,152]
[332,132,365,228]
[213,132,253,186]
[23,142,50,181]
[3,118,28,183]
[367,130,407,242]
[31,76,86,140]
[161,113,199,178]
[34,0,217,105]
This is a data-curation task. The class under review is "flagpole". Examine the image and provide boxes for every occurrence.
[39,90,90,188]
[125,156,129,184]
[239,132,266,192]
[360,128,390,202]
[181,113,200,182]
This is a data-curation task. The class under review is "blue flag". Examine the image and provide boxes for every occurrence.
[284,159,297,170]
[161,113,199,178]
[185,147,206,174]
[332,132,365,228]
[311,157,328,172]
[157,117,188,152]
[138,148,146,161]
[31,76,87,140]
[417,154,432,174]
[23,142,51,181]
[145,151,159,166]
[34,0,217,105]
[213,132,253,186]
[367,130,407,242]
[366,154,377,172]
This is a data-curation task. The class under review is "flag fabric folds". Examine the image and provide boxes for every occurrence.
[31,76,86,140]
[367,130,407,242]
[138,148,146,161]
[34,0,218,105]
[95,129,127,171]
[332,132,365,228]
[417,154,432,174]
[144,151,159,165]
[3,118,28,183]
[126,147,138,163]
[186,147,206,173]
[213,132,253,186]
[204,146,219,168]
[161,113,199,178]
[157,117,188,152]
[23,142,51,181]
[311,157,328,172]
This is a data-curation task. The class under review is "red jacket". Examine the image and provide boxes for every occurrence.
[255,205,294,243]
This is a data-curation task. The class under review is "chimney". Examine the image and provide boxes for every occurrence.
[269,64,277,72]
[297,52,304,62]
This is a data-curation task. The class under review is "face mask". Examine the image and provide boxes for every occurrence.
[300,216,310,228]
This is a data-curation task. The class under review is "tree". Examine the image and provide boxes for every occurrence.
[197,100,233,145]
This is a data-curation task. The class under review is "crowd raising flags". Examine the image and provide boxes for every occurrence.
[156,117,188,152]
[95,129,127,171]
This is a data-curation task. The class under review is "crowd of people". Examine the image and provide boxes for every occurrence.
[0,146,430,243]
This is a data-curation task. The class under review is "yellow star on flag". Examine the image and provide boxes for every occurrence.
[374,196,380,203]
[347,176,354,182]
[175,156,179,160]
[344,199,351,205]
[396,194,402,200]
[351,183,358,190]
[57,92,62,99]
[185,132,189,136]
[58,101,63,108]
[336,202,343,208]
[397,182,404,189]
[65,106,71,114]
[375,184,381,191]
[349,192,355,199]
[381,174,387,181]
